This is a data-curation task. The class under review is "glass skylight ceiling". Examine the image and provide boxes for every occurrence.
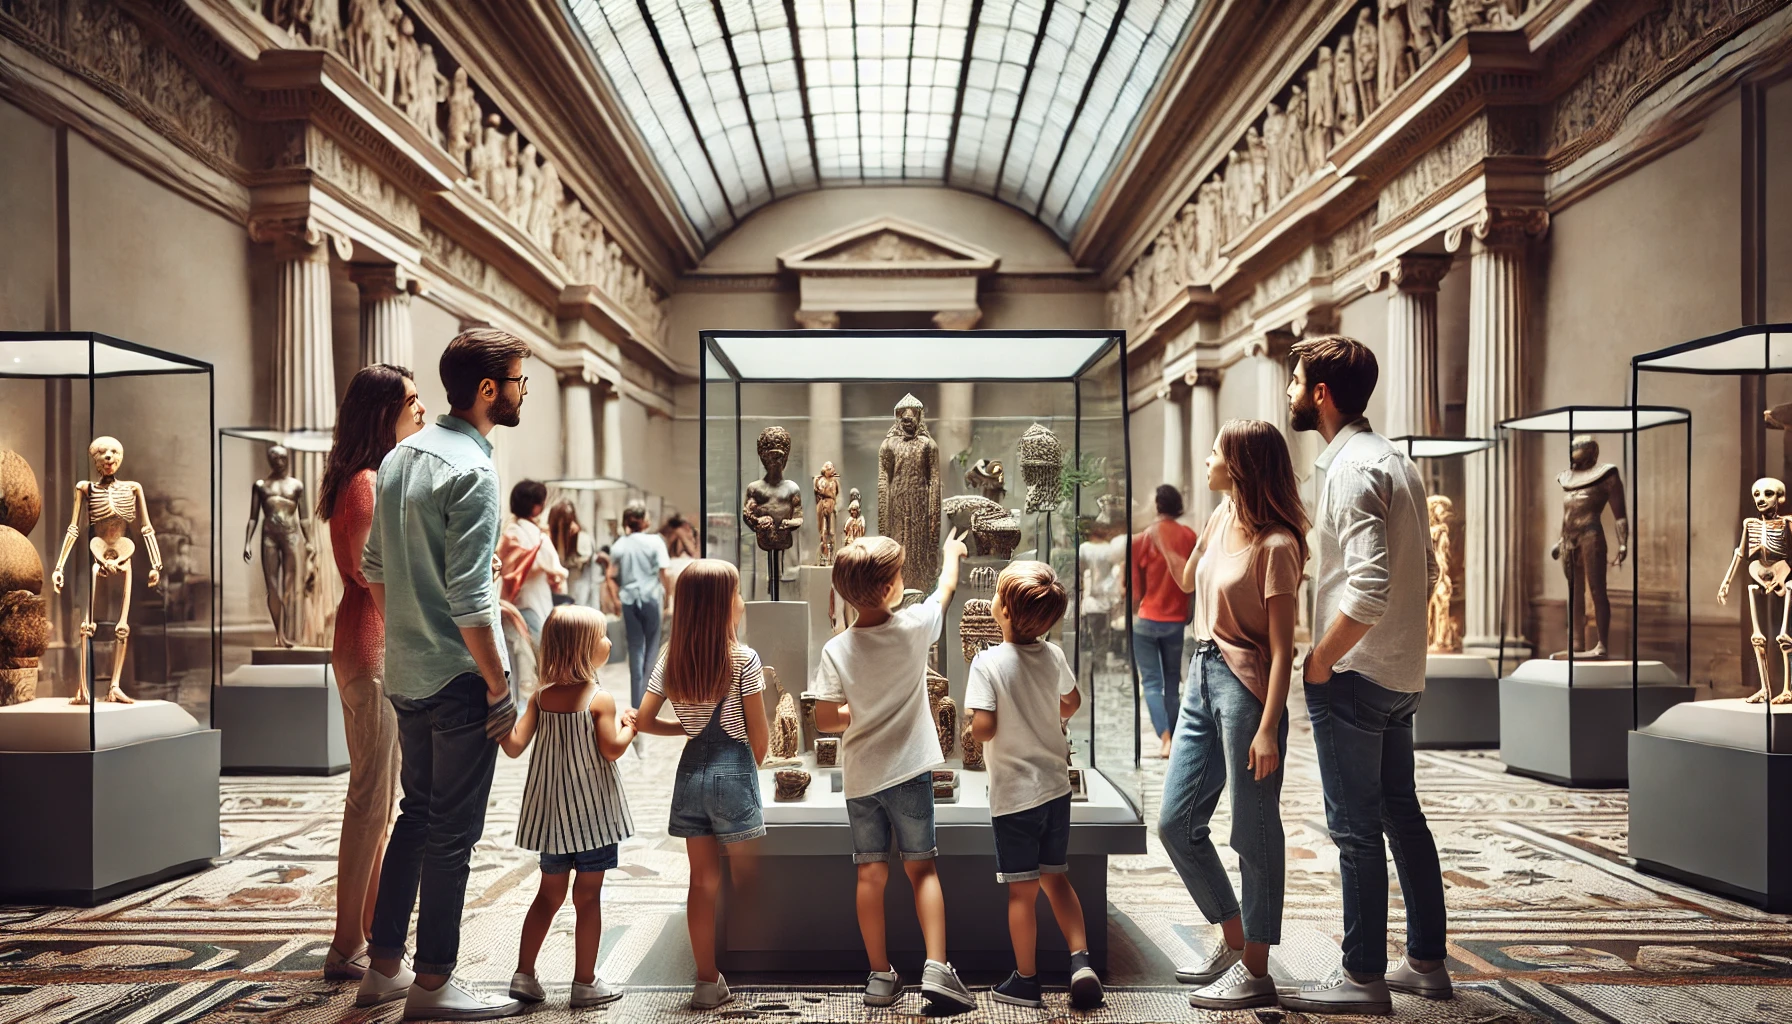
[565,0,1198,242]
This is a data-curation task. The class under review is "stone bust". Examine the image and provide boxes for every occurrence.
[743,425,804,553]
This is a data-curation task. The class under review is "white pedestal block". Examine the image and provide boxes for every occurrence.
[741,600,811,732]
[794,564,836,686]
[1498,659,1692,786]
[0,698,200,752]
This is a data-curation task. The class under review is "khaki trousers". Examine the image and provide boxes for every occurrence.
[334,670,400,940]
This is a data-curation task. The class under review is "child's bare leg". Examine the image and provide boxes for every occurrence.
[903,859,947,965]
[570,870,604,984]
[856,860,892,971]
[517,871,571,977]
[1039,873,1089,953]
[687,837,723,983]
[1006,879,1041,976]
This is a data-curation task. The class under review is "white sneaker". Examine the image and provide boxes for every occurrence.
[355,961,415,1007]
[403,977,522,1020]
[691,973,732,1010]
[571,979,623,1007]
[1175,943,1242,985]
[1279,968,1393,1016]
[1386,957,1453,999]
[1188,961,1278,1010]
[507,972,544,1003]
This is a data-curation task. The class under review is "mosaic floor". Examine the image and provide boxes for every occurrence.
[4,663,1790,1023]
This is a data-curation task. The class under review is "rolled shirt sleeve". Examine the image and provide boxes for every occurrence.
[444,465,502,628]
[1328,462,1393,626]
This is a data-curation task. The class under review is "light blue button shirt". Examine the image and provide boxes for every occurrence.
[363,415,508,701]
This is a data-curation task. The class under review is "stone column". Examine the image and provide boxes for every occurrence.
[793,309,840,329]
[1460,208,1547,650]
[600,381,626,480]
[1185,368,1222,518]
[561,372,597,479]
[271,231,341,431]
[808,382,843,479]
[1159,384,1187,500]
[1381,254,1452,438]
[932,310,981,469]
[350,264,414,370]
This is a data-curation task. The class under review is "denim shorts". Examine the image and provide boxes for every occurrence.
[668,756,766,845]
[539,844,619,875]
[846,772,937,863]
[992,793,1072,882]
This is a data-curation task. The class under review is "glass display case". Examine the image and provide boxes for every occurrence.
[0,331,220,904]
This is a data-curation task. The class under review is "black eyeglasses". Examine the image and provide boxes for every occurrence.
[498,375,528,387]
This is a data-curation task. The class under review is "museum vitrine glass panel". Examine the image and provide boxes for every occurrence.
[700,329,1142,820]
[0,332,217,752]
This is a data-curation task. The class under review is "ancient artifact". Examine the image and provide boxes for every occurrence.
[52,437,165,705]
[813,461,840,566]
[815,736,839,767]
[878,394,942,591]
[941,495,1020,560]
[959,599,1002,663]
[1426,495,1460,654]
[1549,435,1627,660]
[965,459,1006,503]
[968,566,998,593]
[934,696,957,759]
[1718,478,1792,704]
[774,768,812,801]
[1377,0,1413,102]
[771,688,801,760]
[1018,423,1064,514]
[0,450,48,706]
[741,426,804,599]
[927,664,949,706]
[1068,767,1087,801]
[242,444,317,649]
[932,768,959,800]
[842,489,865,544]
[961,721,984,771]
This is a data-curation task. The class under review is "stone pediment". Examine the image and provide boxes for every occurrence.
[778,217,1000,276]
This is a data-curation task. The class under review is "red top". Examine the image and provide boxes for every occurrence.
[1133,519,1197,623]
[330,469,383,682]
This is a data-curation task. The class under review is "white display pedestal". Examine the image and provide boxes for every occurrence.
[1498,659,1692,786]
[793,564,835,686]
[741,600,810,732]
[217,649,347,775]
[1415,654,1499,749]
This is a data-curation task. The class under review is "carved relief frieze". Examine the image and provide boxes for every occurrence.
[1328,210,1376,274]
[422,221,554,332]
[307,125,420,233]
[1380,115,1487,221]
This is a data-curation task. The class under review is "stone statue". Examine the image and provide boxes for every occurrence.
[1426,495,1460,653]
[1308,47,1336,166]
[813,461,840,566]
[743,426,804,599]
[1410,0,1444,63]
[774,768,811,801]
[501,131,520,216]
[51,437,165,705]
[959,598,1002,663]
[531,158,560,245]
[376,0,402,101]
[1281,86,1308,190]
[1018,422,1063,514]
[516,144,543,233]
[344,0,382,83]
[965,459,1006,503]
[243,445,318,649]
[843,488,865,545]
[961,721,984,771]
[1173,202,1198,285]
[1262,102,1288,205]
[1334,36,1362,134]
[447,67,479,174]
[1354,8,1380,113]
[0,450,48,706]
[472,113,502,197]
[1718,478,1792,704]
[1378,0,1413,103]
[1245,125,1267,220]
[1549,435,1627,659]
[878,394,942,591]
[934,695,956,759]
[394,16,419,114]
[771,688,801,759]
[942,496,1020,560]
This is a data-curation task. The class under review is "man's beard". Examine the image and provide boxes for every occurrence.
[490,391,523,428]
[1289,388,1320,432]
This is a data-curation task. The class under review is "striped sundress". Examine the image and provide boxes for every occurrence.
[515,700,634,855]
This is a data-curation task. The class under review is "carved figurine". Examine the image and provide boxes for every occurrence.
[1354,8,1380,112]
[959,599,1002,663]
[942,495,1020,560]
[960,721,984,771]
[447,67,479,174]
[1426,495,1460,653]
[842,489,865,544]
[1018,422,1064,514]
[0,450,48,706]
[52,437,165,705]
[1549,436,1627,659]
[243,444,318,649]
[743,426,804,599]
[1410,0,1444,63]
[1378,0,1414,102]
[771,688,801,759]
[1718,478,1792,704]
[934,696,957,759]
[774,768,811,801]
[1335,35,1362,134]
[965,459,1006,503]
[1307,48,1336,167]
[878,395,942,590]
[813,461,840,566]
[815,736,839,767]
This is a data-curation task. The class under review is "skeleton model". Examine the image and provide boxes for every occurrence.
[742,426,803,599]
[813,461,840,566]
[1549,436,1627,659]
[1718,478,1792,704]
[1426,495,1460,653]
[242,444,317,648]
[52,437,163,705]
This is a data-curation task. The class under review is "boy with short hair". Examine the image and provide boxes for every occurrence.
[966,561,1103,1010]
[812,531,975,1013]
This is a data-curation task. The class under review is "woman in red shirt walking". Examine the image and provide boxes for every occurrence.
[1134,484,1197,757]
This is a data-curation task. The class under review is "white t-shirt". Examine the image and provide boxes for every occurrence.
[964,641,1078,817]
[811,591,948,799]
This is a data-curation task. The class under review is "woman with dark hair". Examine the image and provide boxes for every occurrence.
[317,362,425,981]
[1134,483,1197,757]
[548,499,598,608]
[1152,420,1308,1009]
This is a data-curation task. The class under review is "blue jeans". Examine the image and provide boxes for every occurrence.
[621,597,662,707]
[540,844,619,875]
[1134,617,1186,737]
[369,673,500,975]
[846,772,938,862]
[1158,642,1288,944]
[1305,670,1448,974]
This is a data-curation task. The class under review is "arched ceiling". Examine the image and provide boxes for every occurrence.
[564,0,1199,246]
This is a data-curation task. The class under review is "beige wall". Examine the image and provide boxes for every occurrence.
[0,100,57,332]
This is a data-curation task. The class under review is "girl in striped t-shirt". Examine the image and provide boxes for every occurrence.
[499,605,634,1010]
[623,559,768,1011]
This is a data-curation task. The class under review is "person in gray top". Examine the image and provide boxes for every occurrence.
[1279,336,1451,1016]
[609,503,670,707]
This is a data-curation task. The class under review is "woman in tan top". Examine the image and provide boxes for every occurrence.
[1152,419,1309,1011]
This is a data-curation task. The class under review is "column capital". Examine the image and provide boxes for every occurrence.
[1447,206,1549,254]
[1294,307,1338,338]
[794,309,840,329]
[1369,252,1453,293]
[1183,367,1223,389]
[250,215,352,263]
[349,263,422,301]
[932,308,982,330]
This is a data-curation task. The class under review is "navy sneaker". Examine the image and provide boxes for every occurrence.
[991,971,1043,1008]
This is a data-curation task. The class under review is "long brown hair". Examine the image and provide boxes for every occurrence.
[538,605,607,686]
[318,363,413,521]
[661,559,740,704]
[1216,419,1310,562]
[547,499,581,562]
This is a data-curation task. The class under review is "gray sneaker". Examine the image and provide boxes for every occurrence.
[507,972,544,1003]
[1175,943,1243,985]
[571,979,623,1007]
[921,960,976,1013]
[1279,968,1393,1016]
[863,969,902,1007]
[691,973,731,1010]
[1386,957,1452,999]
[1188,961,1278,1010]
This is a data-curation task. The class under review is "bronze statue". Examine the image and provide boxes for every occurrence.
[877,394,941,590]
[1549,435,1627,659]
[242,444,317,648]
[1426,495,1460,653]
[51,437,164,705]
[965,458,1006,503]
[1018,422,1064,514]
[842,488,865,544]
[1718,477,1792,704]
[742,426,803,599]
[813,461,840,566]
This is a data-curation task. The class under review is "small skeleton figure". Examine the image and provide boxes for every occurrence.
[1549,435,1627,659]
[813,461,840,566]
[51,437,163,705]
[1718,477,1792,704]
[842,488,865,545]
[243,444,318,648]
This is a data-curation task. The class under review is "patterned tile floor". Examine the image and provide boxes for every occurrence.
[3,663,1790,1022]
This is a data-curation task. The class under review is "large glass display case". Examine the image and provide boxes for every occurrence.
[0,332,220,904]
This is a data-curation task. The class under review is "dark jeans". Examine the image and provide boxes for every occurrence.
[621,597,662,708]
[1304,670,1448,974]
[1134,617,1186,737]
[368,673,501,976]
